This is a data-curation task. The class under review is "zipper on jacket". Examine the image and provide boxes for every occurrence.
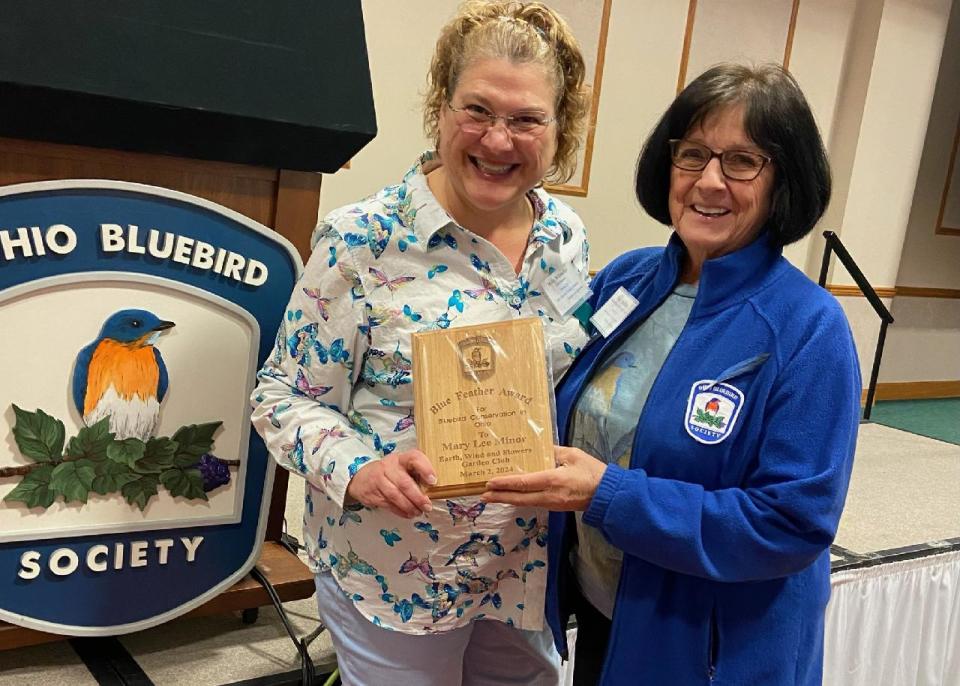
[707,605,720,682]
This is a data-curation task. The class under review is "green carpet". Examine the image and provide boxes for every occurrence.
[868,398,960,445]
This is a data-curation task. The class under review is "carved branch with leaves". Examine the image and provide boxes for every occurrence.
[2,406,234,511]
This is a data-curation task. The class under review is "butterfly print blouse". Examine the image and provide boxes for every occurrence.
[251,152,589,634]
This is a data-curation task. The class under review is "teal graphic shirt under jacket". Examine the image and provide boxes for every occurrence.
[570,282,697,618]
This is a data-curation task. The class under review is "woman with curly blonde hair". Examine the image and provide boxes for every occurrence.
[251,2,592,684]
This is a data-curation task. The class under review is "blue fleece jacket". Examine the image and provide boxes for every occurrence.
[547,233,861,685]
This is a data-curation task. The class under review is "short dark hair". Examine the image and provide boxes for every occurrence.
[635,63,831,247]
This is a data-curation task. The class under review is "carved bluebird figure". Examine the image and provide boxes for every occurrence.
[72,309,175,441]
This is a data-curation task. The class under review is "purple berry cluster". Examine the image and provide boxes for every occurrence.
[196,454,231,492]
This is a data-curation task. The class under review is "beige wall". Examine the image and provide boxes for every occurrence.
[319,0,690,265]
[317,1,445,212]
[318,0,959,388]
[878,0,960,384]
[831,0,953,290]
[897,0,960,288]
[803,0,882,276]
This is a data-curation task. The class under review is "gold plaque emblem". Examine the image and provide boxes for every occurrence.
[458,336,495,380]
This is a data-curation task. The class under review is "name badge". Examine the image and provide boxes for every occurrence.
[589,287,638,337]
[542,263,592,318]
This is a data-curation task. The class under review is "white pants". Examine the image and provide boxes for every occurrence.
[314,572,561,686]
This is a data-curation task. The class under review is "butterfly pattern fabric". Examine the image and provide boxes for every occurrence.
[251,152,589,634]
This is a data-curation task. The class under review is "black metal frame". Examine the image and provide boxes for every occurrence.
[818,230,895,420]
[830,537,960,573]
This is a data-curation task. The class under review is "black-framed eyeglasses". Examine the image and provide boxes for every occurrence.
[668,139,771,181]
[447,101,556,138]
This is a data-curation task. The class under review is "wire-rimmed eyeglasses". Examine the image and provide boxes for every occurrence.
[668,139,771,181]
[447,101,556,138]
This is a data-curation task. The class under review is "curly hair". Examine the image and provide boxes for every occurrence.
[423,1,590,184]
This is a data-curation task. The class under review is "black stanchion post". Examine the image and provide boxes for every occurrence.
[864,320,889,421]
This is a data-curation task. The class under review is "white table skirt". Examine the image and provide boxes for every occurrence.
[559,550,960,686]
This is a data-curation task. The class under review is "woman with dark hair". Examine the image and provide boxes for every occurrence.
[484,63,861,685]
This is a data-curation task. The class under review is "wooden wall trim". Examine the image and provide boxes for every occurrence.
[548,182,588,197]
[895,286,960,299]
[546,0,612,198]
[676,0,698,93]
[588,279,958,300]
[826,284,960,299]
[575,0,611,197]
[936,111,960,236]
[864,380,960,402]
[677,0,799,93]
[826,284,897,298]
[782,0,801,71]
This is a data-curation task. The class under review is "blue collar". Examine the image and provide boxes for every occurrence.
[658,232,783,318]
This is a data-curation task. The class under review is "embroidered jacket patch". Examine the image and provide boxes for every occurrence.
[685,380,744,444]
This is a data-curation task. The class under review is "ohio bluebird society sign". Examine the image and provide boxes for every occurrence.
[0,180,301,635]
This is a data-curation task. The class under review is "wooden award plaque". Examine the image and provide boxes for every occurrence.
[411,318,555,499]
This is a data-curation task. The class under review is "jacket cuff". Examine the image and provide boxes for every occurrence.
[583,464,624,529]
